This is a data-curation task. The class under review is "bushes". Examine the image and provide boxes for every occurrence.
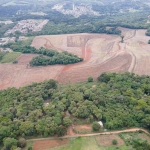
[3,138,17,150]
[28,147,32,150]
[6,45,83,66]
[17,138,26,148]
[88,76,93,82]
[92,122,100,131]
[112,139,118,145]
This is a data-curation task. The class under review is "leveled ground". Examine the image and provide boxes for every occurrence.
[1,28,150,89]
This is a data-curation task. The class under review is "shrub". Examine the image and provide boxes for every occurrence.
[28,146,32,150]
[13,60,18,64]
[92,122,100,131]
[17,138,26,148]
[3,137,17,150]
[88,76,93,82]
[112,139,118,145]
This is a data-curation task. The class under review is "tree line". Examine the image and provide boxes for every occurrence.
[2,44,83,66]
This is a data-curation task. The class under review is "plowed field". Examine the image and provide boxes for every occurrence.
[1,28,150,89]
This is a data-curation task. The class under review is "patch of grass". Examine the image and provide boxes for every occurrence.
[51,136,130,150]
[0,52,21,63]
[21,36,34,46]
[53,137,100,150]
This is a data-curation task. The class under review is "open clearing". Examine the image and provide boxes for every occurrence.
[33,139,68,150]
[73,124,92,134]
[1,28,150,89]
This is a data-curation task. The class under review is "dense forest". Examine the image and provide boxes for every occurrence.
[0,72,150,149]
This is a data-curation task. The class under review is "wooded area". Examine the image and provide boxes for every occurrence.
[2,44,83,66]
[0,72,150,149]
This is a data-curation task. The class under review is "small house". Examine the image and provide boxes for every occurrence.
[98,121,103,127]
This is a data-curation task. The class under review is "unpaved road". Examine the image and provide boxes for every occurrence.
[27,128,149,142]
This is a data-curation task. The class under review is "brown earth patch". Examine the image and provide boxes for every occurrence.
[1,29,150,89]
[33,139,68,150]
[96,134,124,146]
[74,124,92,133]
[17,54,38,64]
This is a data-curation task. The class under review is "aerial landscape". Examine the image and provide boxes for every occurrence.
[0,0,150,150]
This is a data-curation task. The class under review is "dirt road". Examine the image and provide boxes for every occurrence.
[27,128,149,142]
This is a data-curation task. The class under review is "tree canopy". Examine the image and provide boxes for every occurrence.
[0,72,150,146]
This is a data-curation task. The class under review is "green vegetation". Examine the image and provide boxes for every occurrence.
[0,52,21,63]
[3,137,17,150]
[17,138,26,148]
[0,23,16,38]
[0,51,8,61]
[3,44,83,66]
[54,137,101,150]
[112,139,118,145]
[88,76,93,82]
[0,72,150,149]
[92,122,100,132]
[51,136,128,150]
[30,52,83,66]
[119,132,150,150]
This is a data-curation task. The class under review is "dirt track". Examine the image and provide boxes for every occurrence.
[1,29,150,89]
[27,128,149,142]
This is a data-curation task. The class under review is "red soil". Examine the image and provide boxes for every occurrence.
[33,139,68,150]
[1,30,150,89]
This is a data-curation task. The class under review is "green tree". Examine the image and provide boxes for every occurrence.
[88,76,93,82]
[19,121,35,136]
[3,138,17,150]
[63,117,72,127]
[17,138,26,148]
[92,122,100,131]
[112,139,118,145]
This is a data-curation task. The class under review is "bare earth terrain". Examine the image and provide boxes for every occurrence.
[1,28,150,89]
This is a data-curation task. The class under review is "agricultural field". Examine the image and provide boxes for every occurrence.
[1,28,150,89]
[0,52,21,63]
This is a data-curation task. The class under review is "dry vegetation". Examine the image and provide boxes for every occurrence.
[96,134,124,146]
[1,28,150,89]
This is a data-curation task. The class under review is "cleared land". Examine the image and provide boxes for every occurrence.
[1,28,150,89]
[33,139,68,150]
[73,124,92,134]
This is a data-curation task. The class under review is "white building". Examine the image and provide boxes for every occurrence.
[98,121,103,127]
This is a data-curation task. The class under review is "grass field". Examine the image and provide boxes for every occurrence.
[0,52,21,63]
[50,136,129,150]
